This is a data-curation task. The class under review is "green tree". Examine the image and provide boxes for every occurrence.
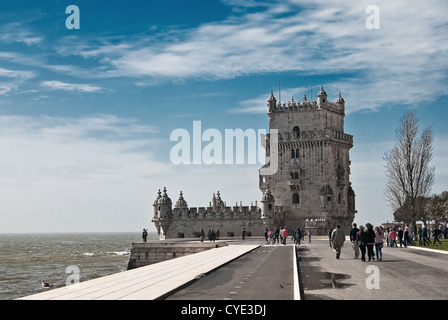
[426,191,448,226]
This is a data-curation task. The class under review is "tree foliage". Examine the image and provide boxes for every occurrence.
[426,191,448,226]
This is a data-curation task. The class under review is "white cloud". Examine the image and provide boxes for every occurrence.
[0,67,35,80]
[40,80,103,93]
[0,67,36,95]
[0,115,166,232]
[96,0,447,111]
[0,23,43,46]
[0,115,265,233]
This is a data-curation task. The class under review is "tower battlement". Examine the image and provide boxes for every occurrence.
[267,86,345,116]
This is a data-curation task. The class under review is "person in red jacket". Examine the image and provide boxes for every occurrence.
[281,227,288,245]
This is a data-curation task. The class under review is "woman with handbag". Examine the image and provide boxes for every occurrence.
[357,225,367,262]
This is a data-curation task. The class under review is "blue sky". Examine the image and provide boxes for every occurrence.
[0,0,447,233]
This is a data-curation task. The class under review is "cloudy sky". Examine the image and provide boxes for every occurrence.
[0,0,447,233]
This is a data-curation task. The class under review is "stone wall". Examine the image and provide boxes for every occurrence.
[127,240,228,270]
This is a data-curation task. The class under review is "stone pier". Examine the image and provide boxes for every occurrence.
[127,239,228,269]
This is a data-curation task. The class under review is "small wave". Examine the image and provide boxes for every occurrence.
[107,251,130,256]
[83,252,95,256]
[82,251,129,256]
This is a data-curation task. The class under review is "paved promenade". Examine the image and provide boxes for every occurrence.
[18,243,259,300]
[298,237,448,300]
[18,236,448,301]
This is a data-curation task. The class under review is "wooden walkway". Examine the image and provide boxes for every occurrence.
[18,244,259,300]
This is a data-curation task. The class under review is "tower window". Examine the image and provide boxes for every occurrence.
[292,193,300,204]
[291,149,295,158]
[296,149,300,158]
[293,126,300,137]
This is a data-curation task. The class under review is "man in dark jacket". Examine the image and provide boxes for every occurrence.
[350,223,360,259]
[365,223,375,261]
[433,227,442,245]
[397,227,404,247]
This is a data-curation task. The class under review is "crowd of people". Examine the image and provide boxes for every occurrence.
[328,223,448,261]
[343,223,386,262]
[264,226,310,245]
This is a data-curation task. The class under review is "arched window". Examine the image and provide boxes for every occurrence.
[292,193,300,204]
[291,149,295,158]
[296,149,300,158]
[293,126,300,137]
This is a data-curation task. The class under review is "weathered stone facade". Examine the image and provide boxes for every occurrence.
[260,86,356,235]
[151,86,356,238]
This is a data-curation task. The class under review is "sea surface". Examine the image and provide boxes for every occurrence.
[0,232,159,300]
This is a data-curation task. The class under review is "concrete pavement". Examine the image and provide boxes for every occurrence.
[17,236,448,301]
[17,243,260,300]
[297,237,448,300]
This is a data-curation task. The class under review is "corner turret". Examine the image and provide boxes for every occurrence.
[260,184,275,218]
[317,85,327,107]
[267,90,276,113]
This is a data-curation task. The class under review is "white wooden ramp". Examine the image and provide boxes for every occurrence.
[18,244,259,300]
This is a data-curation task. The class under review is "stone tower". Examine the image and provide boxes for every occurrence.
[259,86,356,234]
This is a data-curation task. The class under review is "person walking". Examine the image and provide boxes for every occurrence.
[308,229,312,243]
[404,227,410,246]
[422,225,431,246]
[274,227,280,244]
[267,229,273,244]
[264,228,269,243]
[433,227,442,245]
[200,228,205,242]
[281,227,288,245]
[388,228,397,248]
[406,224,416,245]
[331,225,346,259]
[397,227,405,247]
[357,225,367,261]
[328,229,333,248]
[417,227,423,245]
[350,223,360,259]
[365,223,375,261]
[374,226,384,261]
[295,227,301,245]
[385,228,390,247]
[209,228,216,242]
[242,227,246,240]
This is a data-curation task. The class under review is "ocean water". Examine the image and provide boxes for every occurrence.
[0,232,159,300]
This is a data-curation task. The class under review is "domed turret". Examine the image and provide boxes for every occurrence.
[317,85,327,107]
[157,187,172,219]
[157,187,172,205]
[336,91,345,104]
[267,91,277,112]
[260,184,275,218]
[174,191,188,208]
[261,185,275,203]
